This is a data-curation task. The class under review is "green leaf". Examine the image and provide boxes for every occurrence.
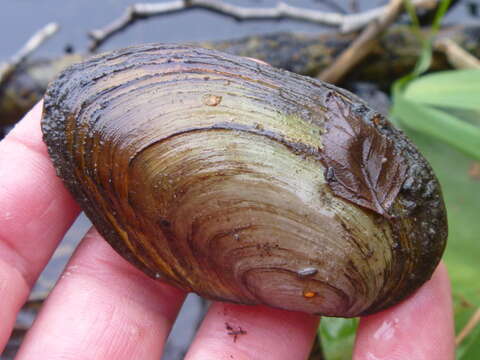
[391,95,480,160]
[319,317,358,360]
[412,41,433,77]
[457,315,480,360]
[401,0,451,79]
[432,0,452,32]
[398,129,480,359]
[403,0,421,29]
[390,2,480,357]
[404,70,480,110]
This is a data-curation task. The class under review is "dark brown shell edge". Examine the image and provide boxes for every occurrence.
[41,43,447,316]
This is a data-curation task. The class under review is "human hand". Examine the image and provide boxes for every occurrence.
[0,103,455,359]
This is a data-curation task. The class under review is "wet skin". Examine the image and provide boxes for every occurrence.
[0,102,454,359]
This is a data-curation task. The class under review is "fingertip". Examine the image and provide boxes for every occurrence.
[16,229,186,360]
[354,263,454,360]
[5,100,45,151]
[186,302,319,360]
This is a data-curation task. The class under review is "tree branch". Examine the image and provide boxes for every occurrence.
[318,0,412,84]
[435,37,480,69]
[0,22,59,88]
[88,0,436,51]
[456,307,480,346]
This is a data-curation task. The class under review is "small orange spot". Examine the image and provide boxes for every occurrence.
[371,114,382,126]
[303,290,317,298]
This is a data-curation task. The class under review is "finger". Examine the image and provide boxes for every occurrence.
[185,302,319,360]
[16,228,186,360]
[353,263,455,360]
[0,102,80,350]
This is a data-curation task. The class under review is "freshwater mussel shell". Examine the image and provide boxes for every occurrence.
[41,44,447,317]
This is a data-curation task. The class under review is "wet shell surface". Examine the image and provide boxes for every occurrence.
[42,44,447,317]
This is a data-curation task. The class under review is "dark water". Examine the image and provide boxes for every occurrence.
[0,0,331,58]
[1,0,477,60]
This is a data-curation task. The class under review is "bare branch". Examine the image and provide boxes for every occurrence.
[318,0,439,84]
[435,38,480,69]
[456,307,480,346]
[0,22,59,87]
[88,0,437,51]
[318,0,405,84]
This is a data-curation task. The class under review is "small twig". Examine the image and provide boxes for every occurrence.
[0,22,59,87]
[318,0,406,84]
[456,307,480,346]
[88,0,436,51]
[435,37,480,69]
